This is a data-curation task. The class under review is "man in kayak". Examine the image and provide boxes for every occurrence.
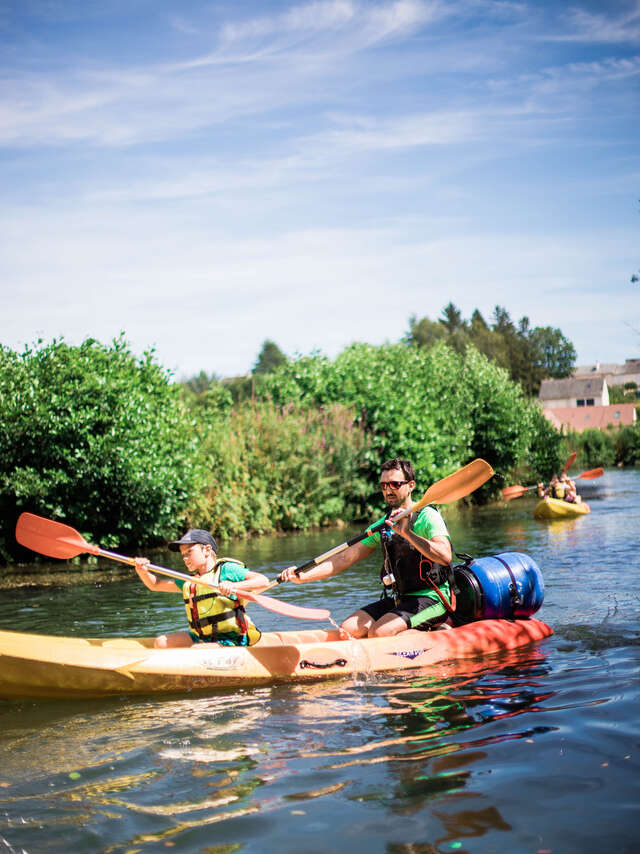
[279,458,454,638]
[134,529,269,649]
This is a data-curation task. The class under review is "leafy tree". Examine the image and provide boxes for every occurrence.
[0,337,201,559]
[408,304,576,396]
[253,340,287,375]
[528,325,577,381]
[181,370,217,396]
[608,384,628,404]
[468,309,509,369]
[439,302,466,335]
[406,315,447,349]
[572,428,616,468]
[223,375,255,404]
[526,408,565,481]
[186,381,234,415]
[459,347,537,500]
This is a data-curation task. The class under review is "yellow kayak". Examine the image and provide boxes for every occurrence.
[533,497,591,520]
[0,619,553,700]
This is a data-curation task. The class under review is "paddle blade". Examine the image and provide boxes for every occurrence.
[562,452,577,474]
[242,590,331,621]
[415,459,494,509]
[576,467,604,480]
[501,485,530,501]
[15,513,99,559]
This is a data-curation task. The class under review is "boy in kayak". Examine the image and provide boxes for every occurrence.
[134,529,269,649]
[279,458,453,638]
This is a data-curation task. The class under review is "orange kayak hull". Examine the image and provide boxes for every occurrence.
[0,619,553,700]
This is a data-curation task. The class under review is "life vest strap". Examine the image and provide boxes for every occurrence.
[190,591,219,604]
[191,608,238,631]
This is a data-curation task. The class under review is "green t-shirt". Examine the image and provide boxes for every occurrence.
[173,559,247,590]
[361,505,450,548]
[216,560,248,583]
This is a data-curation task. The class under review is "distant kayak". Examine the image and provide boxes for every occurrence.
[533,497,591,520]
[0,619,553,700]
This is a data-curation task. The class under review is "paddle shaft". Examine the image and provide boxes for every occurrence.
[89,547,331,618]
[85,546,272,605]
[502,467,604,500]
[96,547,218,589]
[14,513,331,621]
[294,519,386,575]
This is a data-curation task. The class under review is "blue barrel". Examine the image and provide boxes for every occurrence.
[453,552,544,621]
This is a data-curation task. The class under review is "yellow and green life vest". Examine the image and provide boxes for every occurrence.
[182,558,261,646]
[552,483,566,499]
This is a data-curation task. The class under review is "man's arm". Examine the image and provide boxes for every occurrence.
[281,540,376,584]
[399,531,452,566]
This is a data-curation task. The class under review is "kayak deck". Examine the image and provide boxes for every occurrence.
[533,497,591,520]
[0,619,553,700]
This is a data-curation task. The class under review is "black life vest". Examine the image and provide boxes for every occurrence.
[379,510,451,596]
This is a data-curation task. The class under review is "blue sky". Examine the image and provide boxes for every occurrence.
[1,0,638,379]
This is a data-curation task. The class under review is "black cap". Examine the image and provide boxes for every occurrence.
[168,529,218,553]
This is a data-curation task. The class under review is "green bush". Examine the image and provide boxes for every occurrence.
[260,341,539,500]
[188,399,370,535]
[567,428,616,469]
[460,347,538,499]
[0,337,201,559]
[614,424,640,466]
[525,408,564,481]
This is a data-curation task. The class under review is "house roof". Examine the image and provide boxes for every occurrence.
[538,376,605,400]
[574,358,640,377]
[542,404,637,432]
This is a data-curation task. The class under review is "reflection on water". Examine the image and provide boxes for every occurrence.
[0,653,558,852]
[0,468,639,853]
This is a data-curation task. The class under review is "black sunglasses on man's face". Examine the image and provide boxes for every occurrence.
[380,480,409,490]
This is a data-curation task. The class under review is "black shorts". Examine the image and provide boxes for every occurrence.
[359,592,448,630]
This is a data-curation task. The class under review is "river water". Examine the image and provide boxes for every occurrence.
[0,468,638,853]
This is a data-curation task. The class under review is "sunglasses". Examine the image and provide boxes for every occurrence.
[380,480,409,490]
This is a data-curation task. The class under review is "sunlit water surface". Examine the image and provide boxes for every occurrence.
[0,469,638,853]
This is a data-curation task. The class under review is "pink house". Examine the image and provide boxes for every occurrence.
[542,404,637,433]
[538,373,638,432]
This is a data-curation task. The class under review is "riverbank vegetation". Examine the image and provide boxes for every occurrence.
[1,315,637,559]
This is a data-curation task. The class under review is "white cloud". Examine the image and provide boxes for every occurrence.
[1,200,637,378]
[0,1,453,148]
[554,1,640,44]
